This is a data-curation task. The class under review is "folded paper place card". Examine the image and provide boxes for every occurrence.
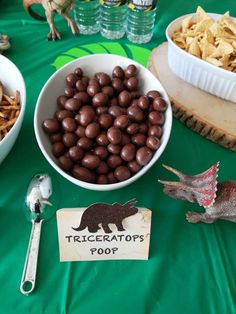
[57,201,152,261]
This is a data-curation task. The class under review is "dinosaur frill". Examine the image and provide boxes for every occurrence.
[159,162,236,223]
[159,163,219,208]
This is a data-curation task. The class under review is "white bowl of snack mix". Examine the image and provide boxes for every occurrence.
[166,6,236,103]
[0,55,26,164]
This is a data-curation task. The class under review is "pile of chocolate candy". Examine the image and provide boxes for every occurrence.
[42,64,167,184]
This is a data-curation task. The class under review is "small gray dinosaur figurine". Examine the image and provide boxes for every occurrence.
[159,162,236,223]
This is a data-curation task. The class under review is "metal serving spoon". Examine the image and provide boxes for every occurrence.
[20,174,55,295]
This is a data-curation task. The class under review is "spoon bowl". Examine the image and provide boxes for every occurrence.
[24,174,55,221]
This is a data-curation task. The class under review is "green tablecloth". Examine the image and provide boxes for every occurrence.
[1,1,236,313]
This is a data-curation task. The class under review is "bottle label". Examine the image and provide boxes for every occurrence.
[128,0,156,10]
[100,0,126,7]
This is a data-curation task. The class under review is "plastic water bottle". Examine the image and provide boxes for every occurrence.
[74,0,100,35]
[126,0,157,44]
[100,0,127,39]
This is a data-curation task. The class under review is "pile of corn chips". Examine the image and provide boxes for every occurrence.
[0,81,20,141]
[172,6,236,72]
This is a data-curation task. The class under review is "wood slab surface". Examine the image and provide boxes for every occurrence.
[148,42,236,151]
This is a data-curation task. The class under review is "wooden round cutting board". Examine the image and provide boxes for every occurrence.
[148,42,236,151]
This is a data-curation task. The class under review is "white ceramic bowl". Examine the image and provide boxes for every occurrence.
[166,13,236,103]
[0,55,26,164]
[34,54,172,191]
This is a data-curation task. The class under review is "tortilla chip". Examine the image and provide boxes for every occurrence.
[212,40,234,57]
[182,16,193,30]
[205,29,215,44]
[220,14,236,35]
[195,18,214,33]
[196,6,209,23]
[221,55,231,67]
[206,57,223,67]
[188,38,201,57]
[173,36,186,49]
[200,38,217,59]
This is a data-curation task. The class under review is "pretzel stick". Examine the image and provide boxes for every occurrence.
[3,94,14,105]
[0,105,21,110]
[0,117,17,131]
[0,82,20,141]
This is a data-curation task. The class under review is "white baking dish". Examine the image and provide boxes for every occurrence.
[166,13,236,103]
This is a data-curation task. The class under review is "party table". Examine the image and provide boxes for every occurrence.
[1,0,236,313]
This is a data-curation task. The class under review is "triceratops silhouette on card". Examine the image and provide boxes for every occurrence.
[72,200,138,233]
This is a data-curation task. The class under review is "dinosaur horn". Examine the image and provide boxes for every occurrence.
[162,164,185,180]
[124,199,137,207]
[158,180,183,187]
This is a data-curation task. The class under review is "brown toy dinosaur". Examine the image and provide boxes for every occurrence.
[159,162,236,223]
[72,200,138,233]
[23,0,79,40]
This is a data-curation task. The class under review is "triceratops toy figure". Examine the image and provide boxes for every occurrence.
[23,0,79,40]
[159,162,236,223]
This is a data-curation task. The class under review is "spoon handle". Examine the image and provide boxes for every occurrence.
[20,219,43,295]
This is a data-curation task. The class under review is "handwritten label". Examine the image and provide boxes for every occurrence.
[57,207,151,261]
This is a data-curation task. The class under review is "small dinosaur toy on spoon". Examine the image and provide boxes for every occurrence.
[159,162,236,223]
